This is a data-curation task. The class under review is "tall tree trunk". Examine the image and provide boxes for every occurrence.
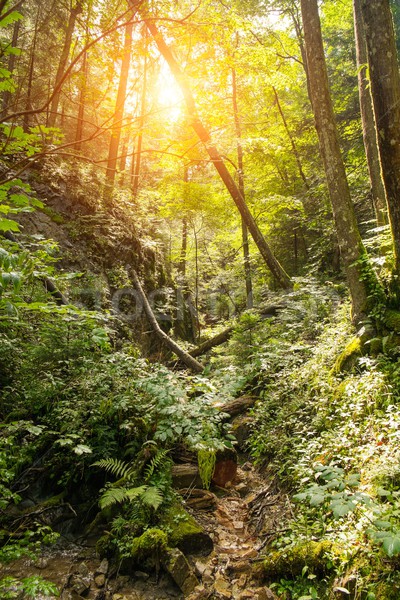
[132,26,148,198]
[272,86,309,190]
[361,0,400,275]
[143,17,292,290]
[23,4,40,132]
[2,18,21,115]
[232,64,253,309]
[353,0,388,226]
[47,1,82,128]
[300,0,375,324]
[104,17,134,195]
[75,26,89,151]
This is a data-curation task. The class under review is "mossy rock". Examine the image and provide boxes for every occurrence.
[130,528,168,561]
[162,501,213,555]
[262,540,337,579]
[332,337,362,374]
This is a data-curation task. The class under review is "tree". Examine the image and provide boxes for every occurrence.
[142,15,292,290]
[300,0,375,324]
[47,1,83,128]
[105,11,134,195]
[361,0,400,276]
[353,0,387,227]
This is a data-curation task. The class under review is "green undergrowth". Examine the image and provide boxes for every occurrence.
[218,286,400,599]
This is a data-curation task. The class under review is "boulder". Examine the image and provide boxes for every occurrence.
[163,502,213,555]
[162,547,199,595]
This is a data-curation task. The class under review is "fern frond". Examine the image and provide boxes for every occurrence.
[92,458,134,480]
[99,485,148,510]
[144,449,170,481]
[141,486,163,511]
[99,486,129,510]
[125,485,147,501]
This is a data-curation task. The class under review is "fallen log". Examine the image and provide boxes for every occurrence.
[131,269,204,374]
[189,326,234,358]
[219,395,258,418]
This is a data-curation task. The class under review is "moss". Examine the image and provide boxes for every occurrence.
[332,337,362,374]
[40,206,65,224]
[162,501,213,555]
[130,528,168,561]
[262,540,337,579]
[383,309,400,334]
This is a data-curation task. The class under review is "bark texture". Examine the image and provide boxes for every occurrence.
[47,2,82,128]
[361,0,400,273]
[353,0,388,226]
[300,0,372,324]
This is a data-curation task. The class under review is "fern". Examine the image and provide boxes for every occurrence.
[144,448,170,482]
[141,486,164,511]
[99,485,147,510]
[92,458,135,481]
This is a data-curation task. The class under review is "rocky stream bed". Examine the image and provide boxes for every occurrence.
[2,459,289,600]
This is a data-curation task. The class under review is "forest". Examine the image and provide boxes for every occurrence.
[1,0,400,598]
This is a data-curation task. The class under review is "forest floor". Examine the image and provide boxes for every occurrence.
[2,459,286,599]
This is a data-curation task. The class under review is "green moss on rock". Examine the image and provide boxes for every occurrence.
[262,540,336,579]
[332,337,362,374]
[130,528,168,561]
[162,502,213,555]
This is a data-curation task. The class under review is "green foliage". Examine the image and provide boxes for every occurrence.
[197,449,216,490]
[0,575,59,599]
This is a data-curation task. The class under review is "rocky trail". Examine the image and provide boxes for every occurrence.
[1,459,289,600]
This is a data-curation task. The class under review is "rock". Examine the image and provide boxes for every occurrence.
[133,571,149,580]
[172,464,203,488]
[69,574,91,596]
[162,547,199,596]
[252,588,279,600]
[95,559,109,576]
[77,563,90,577]
[163,502,213,555]
[214,573,231,598]
[194,560,208,577]
[94,574,106,588]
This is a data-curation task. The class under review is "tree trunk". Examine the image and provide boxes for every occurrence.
[272,86,309,190]
[189,326,234,358]
[353,0,388,226]
[300,0,374,324]
[75,26,89,151]
[232,64,253,309]
[143,17,292,290]
[131,269,204,373]
[361,0,400,275]
[23,4,40,132]
[47,1,82,128]
[132,26,148,198]
[2,18,21,115]
[104,17,134,199]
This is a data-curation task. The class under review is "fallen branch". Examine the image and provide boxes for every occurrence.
[189,326,234,357]
[131,269,204,373]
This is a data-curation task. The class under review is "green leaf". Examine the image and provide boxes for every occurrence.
[382,535,400,557]
[73,444,92,455]
[309,493,325,506]
[0,218,19,232]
